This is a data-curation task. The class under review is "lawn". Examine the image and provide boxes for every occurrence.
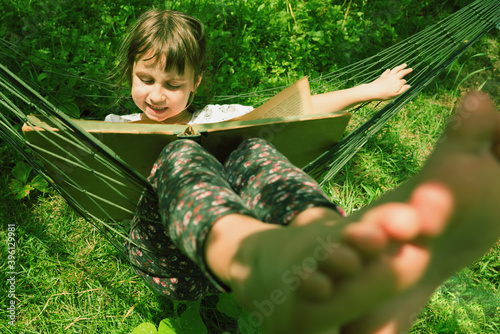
[0,0,499,333]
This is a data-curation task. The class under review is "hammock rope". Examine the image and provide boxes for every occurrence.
[304,0,500,183]
[0,0,499,255]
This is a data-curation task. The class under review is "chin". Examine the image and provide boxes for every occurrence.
[143,109,167,122]
[149,115,168,122]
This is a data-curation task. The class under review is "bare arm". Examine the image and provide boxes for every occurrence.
[311,64,413,114]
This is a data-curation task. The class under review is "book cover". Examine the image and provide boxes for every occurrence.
[22,78,351,220]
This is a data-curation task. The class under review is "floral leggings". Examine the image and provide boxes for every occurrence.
[125,138,344,301]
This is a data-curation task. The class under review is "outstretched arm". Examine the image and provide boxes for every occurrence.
[311,63,412,114]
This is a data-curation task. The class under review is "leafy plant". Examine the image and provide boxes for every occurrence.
[130,293,250,334]
[131,300,208,334]
[9,161,49,199]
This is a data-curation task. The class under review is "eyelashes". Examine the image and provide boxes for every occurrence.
[139,77,182,89]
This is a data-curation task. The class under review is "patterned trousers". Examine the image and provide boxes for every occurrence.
[125,138,343,301]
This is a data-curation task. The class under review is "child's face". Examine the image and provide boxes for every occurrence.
[131,53,199,123]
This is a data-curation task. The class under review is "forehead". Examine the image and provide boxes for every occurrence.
[134,51,195,78]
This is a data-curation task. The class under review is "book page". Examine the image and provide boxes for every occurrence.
[229,77,314,122]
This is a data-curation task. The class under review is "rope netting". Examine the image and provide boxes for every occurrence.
[0,0,499,253]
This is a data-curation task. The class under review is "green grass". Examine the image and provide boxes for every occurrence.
[2,47,500,332]
[1,1,500,333]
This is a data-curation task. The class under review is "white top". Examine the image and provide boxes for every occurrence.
[104,104,254,124]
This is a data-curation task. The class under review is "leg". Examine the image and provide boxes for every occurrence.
[224,138,415,252]
[126,139,257,300]
[125,193,219,300]
[207,138,374,288]
[340,92,500,333]
[207,139,425,333]
[130,138,366,302]
[224,137,344,225]
[209,92,500,333]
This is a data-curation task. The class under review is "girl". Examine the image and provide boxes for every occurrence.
[109,5,411,326]
[107,8,411,300]
[105,10,412,124]
[104,9,500,334]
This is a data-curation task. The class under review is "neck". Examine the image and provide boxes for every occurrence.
[163,109,192,124]
[141,109,192,124]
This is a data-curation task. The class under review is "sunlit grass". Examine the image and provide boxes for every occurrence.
[0,3,499,334]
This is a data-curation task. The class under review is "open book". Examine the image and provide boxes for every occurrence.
[23,77,351,220]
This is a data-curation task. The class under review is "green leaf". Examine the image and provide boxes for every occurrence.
[158,318,183,334]
[12,161,32,184]
[180,306,207,334]
[37,73,49,81]
[68,77,77,88]
[186,300,200,311]
[30,174,50,192]
[130,322,158,334]
[172,300,184,312]
[238,309,262,334]
[64,102,81,118]
[9,179,24,196]
[216,293,242,318]
[9,179,34,199]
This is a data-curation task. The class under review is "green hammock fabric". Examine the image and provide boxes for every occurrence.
[1,0,499,253]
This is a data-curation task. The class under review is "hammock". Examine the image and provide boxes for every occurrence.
[1,0,499,253]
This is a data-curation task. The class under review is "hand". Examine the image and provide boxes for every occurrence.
[364,64,413,101]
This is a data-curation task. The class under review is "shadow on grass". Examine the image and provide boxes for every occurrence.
[0,140,238,333]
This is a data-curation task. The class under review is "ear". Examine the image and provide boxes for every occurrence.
[194,75,203,91]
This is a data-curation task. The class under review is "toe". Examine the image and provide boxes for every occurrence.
[352,202,421,243]
[444,92,497,150]
[343,223,388,255]
[409,182,453,237]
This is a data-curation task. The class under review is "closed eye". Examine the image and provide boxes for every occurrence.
[138,76,183,89]
[139,77,154,85]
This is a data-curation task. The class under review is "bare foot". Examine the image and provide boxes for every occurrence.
[228,92,500,334]
[286,203,425,304]
[208,92,500,333]
[227,196,430,334]
[341,92,500,334]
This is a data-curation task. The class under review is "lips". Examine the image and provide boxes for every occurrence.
[147,104,168,114]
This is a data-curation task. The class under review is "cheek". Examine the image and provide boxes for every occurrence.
[131,82,148,102]
[170,90,190,107]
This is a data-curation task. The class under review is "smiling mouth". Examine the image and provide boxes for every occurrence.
[147,104,168,113]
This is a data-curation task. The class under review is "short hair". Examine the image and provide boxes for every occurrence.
[116,9,206,88]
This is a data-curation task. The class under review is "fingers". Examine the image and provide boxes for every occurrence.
[343,223,388,256]
[390,63,409,72]
[397,83,411,95]
[397,68,413,79]
[390,64,413,78]
[380,68,391,77]
[377,64,412,98]
[383,64,413,79]
[369,64,413,100]
[297,271,335,302]
[317,243,363,277]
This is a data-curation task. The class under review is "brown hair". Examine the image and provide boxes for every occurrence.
[115,9,206,90]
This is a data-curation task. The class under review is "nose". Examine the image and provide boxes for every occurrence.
[149,84,166,104]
